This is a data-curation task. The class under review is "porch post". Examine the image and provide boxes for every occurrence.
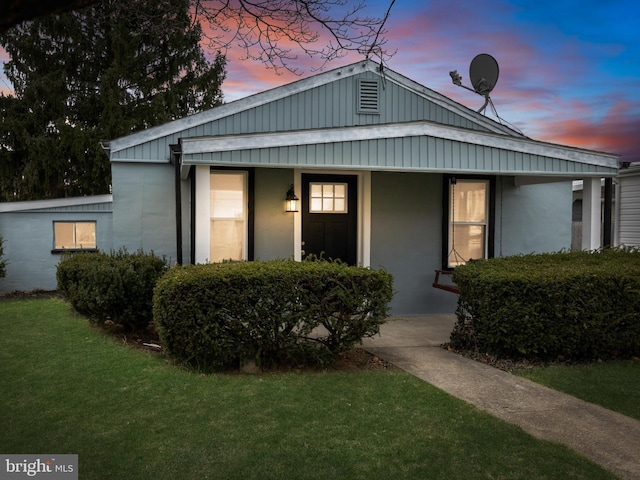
[581,177,601,250]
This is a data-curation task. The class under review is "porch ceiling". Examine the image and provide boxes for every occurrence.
[179,121,619,179]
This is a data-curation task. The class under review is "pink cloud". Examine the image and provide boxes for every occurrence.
[529,99,640,162]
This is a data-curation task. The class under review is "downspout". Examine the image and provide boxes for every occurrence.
[603,177,613,248]
[614,176,621,246]
[170,144,183,265]
[190,166,196,265]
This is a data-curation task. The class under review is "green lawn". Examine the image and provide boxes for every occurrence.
[0,297,619,480]
[516,361,640,421]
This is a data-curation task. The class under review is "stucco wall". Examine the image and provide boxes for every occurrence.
[498,179,573,256]
[254,168,295,260]
[111,162,178,263]
[0,210,113,292]
[369,173,572,315]
[370,171,458,315]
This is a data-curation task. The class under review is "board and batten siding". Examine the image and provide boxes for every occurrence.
[110,71,493,163]
[182,136,615,177]
[617,168,640,246]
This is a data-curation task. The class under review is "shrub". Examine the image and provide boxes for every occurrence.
[57,249,168,330]
[450,248,640,361]
[153,259,394,370]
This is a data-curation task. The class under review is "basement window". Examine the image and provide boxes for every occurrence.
[357,79,380,114]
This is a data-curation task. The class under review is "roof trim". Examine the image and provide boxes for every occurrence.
[106,60,521,154]
[0,194,113,213]
[618,163,640,177]
[180,120,618,169]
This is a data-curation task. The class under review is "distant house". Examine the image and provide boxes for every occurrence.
[616,163,640,246]
[1,60,619,313]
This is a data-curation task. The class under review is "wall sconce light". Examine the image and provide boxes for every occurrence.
[285,184,299,212]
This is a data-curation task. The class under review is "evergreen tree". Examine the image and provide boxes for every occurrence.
[0,0,226,200]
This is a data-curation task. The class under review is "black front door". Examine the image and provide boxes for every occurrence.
[302,174,358,265]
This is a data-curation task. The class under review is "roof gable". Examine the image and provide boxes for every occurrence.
[105,59,521,158]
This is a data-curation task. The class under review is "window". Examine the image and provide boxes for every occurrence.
[309,183,348,213]
[447,179,490,267]
[210,171,247,262]
[53,221,96,250]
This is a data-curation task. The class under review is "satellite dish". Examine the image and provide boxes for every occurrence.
[469,54,499,96]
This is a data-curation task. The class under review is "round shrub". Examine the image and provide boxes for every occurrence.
[153,259,393,371]
[57,249,168,330]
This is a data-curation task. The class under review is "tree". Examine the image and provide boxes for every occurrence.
[1,0,395,73]
[193,0,395,73]
[0,0,226,200]
[1,0,97,33]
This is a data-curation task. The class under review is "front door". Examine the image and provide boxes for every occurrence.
[302,174,357,265]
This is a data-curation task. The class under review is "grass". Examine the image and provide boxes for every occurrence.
[0,297,620,480]
[516,361,640,421]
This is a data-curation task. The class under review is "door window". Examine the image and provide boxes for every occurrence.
[309,183,348,213]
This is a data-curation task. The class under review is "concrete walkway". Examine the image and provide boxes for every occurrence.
[362,315,640,480]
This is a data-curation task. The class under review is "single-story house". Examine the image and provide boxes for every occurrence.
[1,60,619,313]
[0,195,113,292]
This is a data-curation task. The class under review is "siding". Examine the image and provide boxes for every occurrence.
[182,137,616,177]
[111,72,493,163]
[618,170,640,246]
[23,202,113,213]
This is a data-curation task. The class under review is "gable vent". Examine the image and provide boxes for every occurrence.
[357,79,380,114]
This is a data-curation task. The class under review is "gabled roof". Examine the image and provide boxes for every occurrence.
[104,59,619,179]
[105,59,522,155]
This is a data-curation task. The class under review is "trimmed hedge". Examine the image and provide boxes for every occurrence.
[450,248,640,361]
[57,249,168,330]
[153,259,394,370]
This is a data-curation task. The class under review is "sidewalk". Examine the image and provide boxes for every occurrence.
[362,315,640,480]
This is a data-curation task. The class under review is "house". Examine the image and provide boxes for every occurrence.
[616,163,640,246]
[1,60,619,313]
[571,178,615,250]
[0,195,113,292]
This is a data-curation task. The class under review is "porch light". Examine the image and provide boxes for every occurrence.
[285,184,299,212]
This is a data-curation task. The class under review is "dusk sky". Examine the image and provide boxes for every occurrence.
[1,0,638,162]
[221,0,640,163]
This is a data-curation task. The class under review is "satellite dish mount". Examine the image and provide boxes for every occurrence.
[449,54,500,114]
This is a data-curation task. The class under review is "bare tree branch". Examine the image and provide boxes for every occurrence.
[2,0,394,74]
[193,0,393,73]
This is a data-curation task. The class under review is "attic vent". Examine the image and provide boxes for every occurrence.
[357,79,380,114]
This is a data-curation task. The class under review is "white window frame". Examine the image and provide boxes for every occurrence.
[209,170,249,263]
[447,179,489,268]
